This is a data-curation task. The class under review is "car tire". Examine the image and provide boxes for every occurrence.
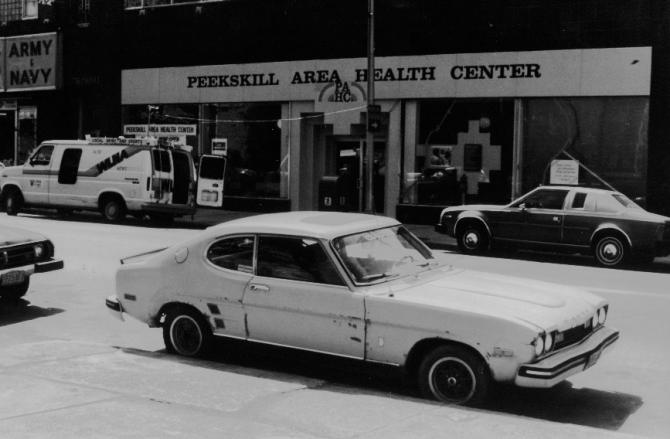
[594,235,628,267]
[457,223,489,254]
[3,190,22,216]
[417,345,490,406]
[0,278,30,301]
[163,307,212,358]
[101,198,126,222]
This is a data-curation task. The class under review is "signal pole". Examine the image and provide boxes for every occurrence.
[365,0,376,213]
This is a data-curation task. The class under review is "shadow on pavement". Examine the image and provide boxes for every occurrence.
[483,382,643,431]
[122,336,641,432]
[0,298,64,327]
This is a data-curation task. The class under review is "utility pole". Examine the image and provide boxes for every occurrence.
[365,0,376,213]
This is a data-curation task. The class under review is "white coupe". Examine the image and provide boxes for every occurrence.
[106,211,619,405]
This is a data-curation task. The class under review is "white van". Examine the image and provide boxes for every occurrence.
[0,137,215,222]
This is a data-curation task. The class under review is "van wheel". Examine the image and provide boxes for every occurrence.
[3,190,22,216]
[101,197,126,222]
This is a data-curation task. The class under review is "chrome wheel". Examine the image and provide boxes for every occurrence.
[169,315,203,356]
[463,231,480,250]
[457,224,489,254]
[595,236,626,267]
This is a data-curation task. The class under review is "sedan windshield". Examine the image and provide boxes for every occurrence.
[332,226,434,283]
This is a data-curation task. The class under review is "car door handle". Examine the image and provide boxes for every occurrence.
[249,284,270,292]
[552,216,561,223]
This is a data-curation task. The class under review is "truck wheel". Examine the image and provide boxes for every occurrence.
[163,307,212,357]
[417,345,490,406]
[0,278,30,301]
[101,198,126,222]
[3,190,22,216]
[456,223,489,254]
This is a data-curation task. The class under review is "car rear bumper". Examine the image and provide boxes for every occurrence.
[105,295,125,321]
[515,326,619,388]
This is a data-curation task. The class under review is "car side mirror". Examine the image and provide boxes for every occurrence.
[518,203,527,210]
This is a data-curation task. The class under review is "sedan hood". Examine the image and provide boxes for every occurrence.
[384,268,602,331]
[0,224,46,246]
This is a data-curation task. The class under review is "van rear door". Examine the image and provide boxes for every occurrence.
[150,148,173,202]
[196,155,226,207]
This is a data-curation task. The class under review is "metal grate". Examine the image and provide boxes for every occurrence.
[1,244,36,270]
[0,0,23,24]
[553,319,593,350]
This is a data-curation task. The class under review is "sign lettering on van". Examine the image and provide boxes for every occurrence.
[81,146,145,177]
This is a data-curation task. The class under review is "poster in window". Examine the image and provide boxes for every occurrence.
[463,144,482,172]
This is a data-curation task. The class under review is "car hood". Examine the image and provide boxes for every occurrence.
[0,224,46,246]
[381,267,602,331]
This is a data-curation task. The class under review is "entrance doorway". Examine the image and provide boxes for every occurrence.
[326,138,385,213]
[0,111,16,165]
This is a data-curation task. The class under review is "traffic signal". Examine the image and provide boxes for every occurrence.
[367,104,382,132]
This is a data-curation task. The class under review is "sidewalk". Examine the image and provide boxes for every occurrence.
[181,208,457,251]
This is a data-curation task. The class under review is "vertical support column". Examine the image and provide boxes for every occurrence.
[512,98,524,200]
[279,103,291,198]
[197,104,206,157]
[385,101,402,217]
[402,101,419,205]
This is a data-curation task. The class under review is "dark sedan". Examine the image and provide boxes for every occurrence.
[436,186,670,267]
[1,223,64,301]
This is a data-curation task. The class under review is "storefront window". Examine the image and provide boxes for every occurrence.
[122,104,199,152]
[401,99,514,206]
[522,97,649,199]
[18,107,37,164]
[202,103,282,198]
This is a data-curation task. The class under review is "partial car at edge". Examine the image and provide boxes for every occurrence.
[0,222,64,301]
[107,211,618,406]
[436,185,670,267]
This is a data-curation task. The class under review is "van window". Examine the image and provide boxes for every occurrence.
[200,156,226,180]
[58,148,83,184]
[30,145,54,166]
[152,149,171,172]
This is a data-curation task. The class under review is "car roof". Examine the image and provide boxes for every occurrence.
[536,185,620,195]
[206,211,400,240]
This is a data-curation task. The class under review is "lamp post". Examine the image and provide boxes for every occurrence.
[365,0,376,213]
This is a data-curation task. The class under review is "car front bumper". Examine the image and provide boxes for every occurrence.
[515,326,619,388]
[0,258,63,282]
[105,295,125,321]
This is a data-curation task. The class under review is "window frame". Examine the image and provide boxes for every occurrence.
[22,0,38,20]
[204,234,256,274]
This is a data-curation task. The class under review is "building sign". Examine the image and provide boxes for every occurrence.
[122,47,651,105]
[550,160,580,185]
[3,32,60,92]
[123,124,197,137]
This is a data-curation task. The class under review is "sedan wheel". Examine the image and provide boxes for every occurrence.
[163,308,212,357]
[457,225,489,254]
[594,235,627,267]
[0,278,30,301]
[418,345,489,406]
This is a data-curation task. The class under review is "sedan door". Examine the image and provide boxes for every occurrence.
[242,235,365,359]
[517,188,569,243]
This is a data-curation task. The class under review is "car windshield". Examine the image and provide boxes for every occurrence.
[332,226,434,284]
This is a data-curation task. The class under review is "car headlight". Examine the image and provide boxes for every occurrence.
[544,332,553,351]
[591,312,598,329]
[534,335,545,356]
[34,243,45,259]
[598,307,607,325]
